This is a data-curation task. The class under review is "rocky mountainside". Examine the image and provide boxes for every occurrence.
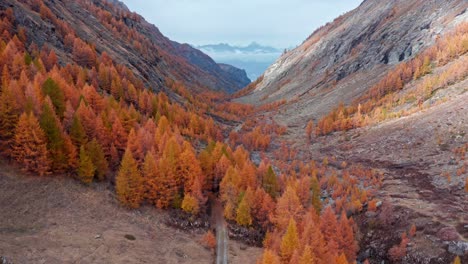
[173,43,250,94]
[239,0,467,124]
[2,0,249,94]
[218,63,251,88]
[235,0,468,262]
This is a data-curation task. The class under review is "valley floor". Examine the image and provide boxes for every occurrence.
[281,87,468,262]
[0,160,261,264]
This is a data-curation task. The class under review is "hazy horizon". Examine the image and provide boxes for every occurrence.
[121,0,363,49]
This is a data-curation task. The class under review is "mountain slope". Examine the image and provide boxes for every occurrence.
[2,0,249,94]
[239,0,467,124]
[173,43,251,93]
[0,159,262,263]
[233,1,468,262]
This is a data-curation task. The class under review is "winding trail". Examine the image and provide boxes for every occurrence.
[212,199,228,264]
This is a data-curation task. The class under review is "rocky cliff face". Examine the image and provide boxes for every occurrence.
[218,64,251,91]
[239,0,467,124]
[3,0,248,94]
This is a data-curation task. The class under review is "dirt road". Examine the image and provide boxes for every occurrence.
[212,199,228,264]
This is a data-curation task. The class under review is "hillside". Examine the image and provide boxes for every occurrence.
[1,0,249,94]
[239,0,467,124]
[0,159,261,263]
[0,0,467,263]
[235,0,468,262]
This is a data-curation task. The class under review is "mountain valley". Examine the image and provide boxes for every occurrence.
[0,0,466,263]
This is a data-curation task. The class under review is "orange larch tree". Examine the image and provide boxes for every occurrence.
[274,185,303,230]
[280,218,299,263]
[115,148,143,208]
[12,112,50,176]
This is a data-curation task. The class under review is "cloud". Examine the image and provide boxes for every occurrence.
[121,0,362,48]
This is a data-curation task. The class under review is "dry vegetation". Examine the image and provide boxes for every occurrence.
[0,1,467,264]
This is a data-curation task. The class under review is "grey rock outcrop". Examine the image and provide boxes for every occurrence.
[448,241,468,256]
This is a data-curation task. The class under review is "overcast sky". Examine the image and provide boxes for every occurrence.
[121,0,363,49]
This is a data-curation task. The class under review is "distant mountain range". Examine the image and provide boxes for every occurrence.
[197,42,281,54]
[196,42,283,81]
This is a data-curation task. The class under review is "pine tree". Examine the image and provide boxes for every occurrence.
[142,151,158,203]
[151,136,181,208]
[302,217,329,263]
[280,218,299,263]
[236,191,253,226]
[70,114,87,147]
[63,133,78,170]
[12,112,50,176]
[126,128,144,164]
[39,99,67,172]
[275,185,303,230]
[179,142,203,193]
[86,139,108,181]
[63,101,75,130]
[338,211,357,261]
[111,118,127,152]
[289,250,300,264]
[261,250,281,264]
[0,85,19,150]
[78,145,95,184]
[42,77,65,118]
[263,166,279,199]
[299,245,316,264]
[116,148,143,208]
[220,166,241,219]
[310,175,322,214]
[181,194,200,215]
[155,156,178,209]
[320,207,340,255]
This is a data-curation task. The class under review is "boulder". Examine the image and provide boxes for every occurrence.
[448,241,468,256]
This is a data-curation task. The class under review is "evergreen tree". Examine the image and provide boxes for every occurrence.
[181,194,200,215]
[39,99,68,171]
[142,151,158,203]
[42,77,65,117]
[12,112,50,176]
[236,192,253,226]
[78,145,95,184]
[261,250,281,264]
[280,218,299,263]
[320,207,340,255]
[86,139,108,181]
[263,166,279,199]
[70,114,87,147]
[116,149,143,208]
[310,175,322,214]
[299,245,316,264]
[338,211,357,261]
[0,85,19,150]
[275,185,303,230]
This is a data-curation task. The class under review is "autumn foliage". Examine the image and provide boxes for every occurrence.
[315,22,468,136]
[0,3,390,263]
